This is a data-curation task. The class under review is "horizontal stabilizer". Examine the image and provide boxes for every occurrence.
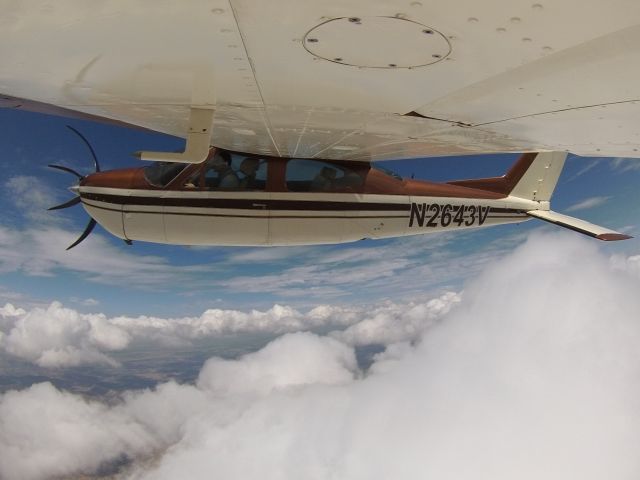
[527,210,632,241]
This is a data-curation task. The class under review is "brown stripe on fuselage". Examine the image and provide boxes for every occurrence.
[83,200,409,219]
[81,192,412,211]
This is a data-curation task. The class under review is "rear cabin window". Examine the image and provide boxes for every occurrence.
[285,159,365,192]
[185,150,267,191]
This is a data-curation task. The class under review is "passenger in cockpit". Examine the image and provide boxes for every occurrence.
[238,158,260,189]
[310,167,337,191]
[209,152,239,189]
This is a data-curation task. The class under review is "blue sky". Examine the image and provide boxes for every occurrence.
[1,107,640,480]
[0,108,638,317]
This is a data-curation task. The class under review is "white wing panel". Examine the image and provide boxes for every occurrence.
[415,26,640,125]
[0,0,639,160]
[0,1,259,105]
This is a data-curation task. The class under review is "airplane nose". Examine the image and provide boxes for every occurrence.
[80,168,143,189]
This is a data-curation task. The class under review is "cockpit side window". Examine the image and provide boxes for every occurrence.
[184,150,267,191]
[285,159,364,192]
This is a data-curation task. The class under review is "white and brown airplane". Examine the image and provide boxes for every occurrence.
[48,143,629,249]
[1,1,638,247]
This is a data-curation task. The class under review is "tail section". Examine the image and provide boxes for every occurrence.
[508,151,566,202]
[448,151,632,241]
[448,151,566,201]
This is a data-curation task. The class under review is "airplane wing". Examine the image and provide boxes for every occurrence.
[1,0,639,161]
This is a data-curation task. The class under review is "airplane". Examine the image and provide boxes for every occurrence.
[1,1,638,247]
[48,136,630,249]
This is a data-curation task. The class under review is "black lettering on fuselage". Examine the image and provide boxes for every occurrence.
[478,206,490,225]
[409,202,426,227]
[408,203,494,229]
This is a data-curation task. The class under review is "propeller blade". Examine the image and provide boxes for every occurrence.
[66,125,100,172]
[48,196,81,211]
[48,164,83,179]
[66,218,96,250]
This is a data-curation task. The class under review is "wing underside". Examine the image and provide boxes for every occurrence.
[1,0,639,161]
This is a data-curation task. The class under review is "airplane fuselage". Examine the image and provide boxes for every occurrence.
[78,150,540,246]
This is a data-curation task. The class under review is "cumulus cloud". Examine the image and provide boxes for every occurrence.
[333,291,460,346]
[1,233,639,480]
[0,382,159,480]
[197,333,358,396]
[0,293,457,367]
[0,302,130,367]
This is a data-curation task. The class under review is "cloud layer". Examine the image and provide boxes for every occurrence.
[0,293,458,367]
[1,233,639,480]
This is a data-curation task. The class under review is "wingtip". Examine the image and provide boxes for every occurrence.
[596,233,633,241]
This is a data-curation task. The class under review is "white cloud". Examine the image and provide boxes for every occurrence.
[0,302,130,367]
[332,292,461,346]
[568,159,601,180]
[0,224,209,286]
[70,297,100,307]
[0,382,158,480]
[227,246,316,263]
[0,293,457,367]
[4,175,61,224]
[1,233,639,480]
[611,157,640,172]
[565,195,610,212]
[197,332,357,396]
[610,253,640,279]
[0,303,25,317]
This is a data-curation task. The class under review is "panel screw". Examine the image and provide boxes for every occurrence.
[432,54,441,58]
[307,38,318,43]
[334,57,343,62]
[422,29,433,34]
[388,63,397,67]
[348,17,361,23]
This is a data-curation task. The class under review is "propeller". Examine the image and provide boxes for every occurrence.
[48,126,102,250]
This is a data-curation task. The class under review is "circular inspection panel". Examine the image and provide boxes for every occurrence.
[303,16,451,69]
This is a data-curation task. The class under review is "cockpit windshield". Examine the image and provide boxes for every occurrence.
[144,162,187,187]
